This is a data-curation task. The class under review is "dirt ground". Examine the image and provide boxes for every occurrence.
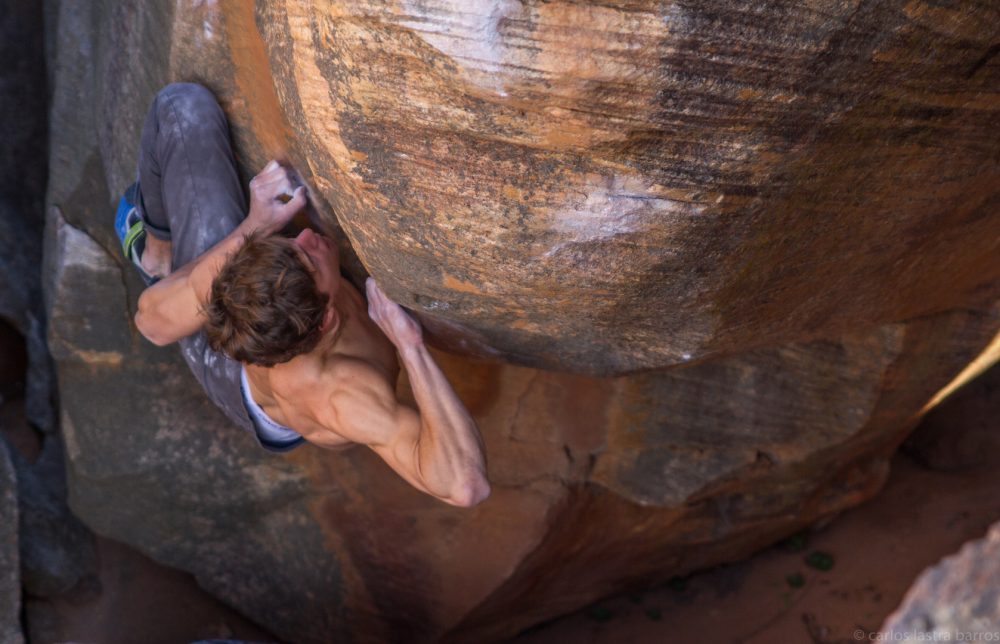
[510,451,1000,644]
[26,536,276,644]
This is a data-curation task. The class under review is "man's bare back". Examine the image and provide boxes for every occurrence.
[244,274,397,450]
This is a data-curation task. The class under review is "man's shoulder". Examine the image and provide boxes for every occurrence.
[270,350,391,399]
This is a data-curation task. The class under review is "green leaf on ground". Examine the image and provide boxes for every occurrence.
[805,550,835,571]
[644,607,663,622]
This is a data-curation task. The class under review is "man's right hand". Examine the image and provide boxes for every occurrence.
[366,278,423,352]
[246,160,307,234]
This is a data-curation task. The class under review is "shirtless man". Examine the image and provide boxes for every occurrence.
[117,83,489,507]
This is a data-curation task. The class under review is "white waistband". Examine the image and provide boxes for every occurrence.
[239,366,303,444]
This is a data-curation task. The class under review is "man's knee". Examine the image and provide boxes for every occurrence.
[154,82,225,134]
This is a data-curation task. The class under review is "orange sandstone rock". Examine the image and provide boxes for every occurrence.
[250,0,1000,374]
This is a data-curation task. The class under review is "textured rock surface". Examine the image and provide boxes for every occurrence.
[39,1,1000,643]
[882,521,1000,639]
[0,439,25,644]
[255,0,1000,374]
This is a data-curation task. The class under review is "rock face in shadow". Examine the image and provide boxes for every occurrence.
[0,0,99,634]
[8,434,97,598]
[0,439,25,644]
[904,361,1000,471]
[40,1,1000,643]
[1,0,54,434]
[882,521,1000,639]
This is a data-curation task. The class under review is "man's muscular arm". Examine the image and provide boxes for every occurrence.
[324,280,490,508]
[134,161,306,345]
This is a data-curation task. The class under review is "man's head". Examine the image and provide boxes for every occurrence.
[204,229,339,367]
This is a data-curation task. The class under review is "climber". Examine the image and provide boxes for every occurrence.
[113,83,490,508]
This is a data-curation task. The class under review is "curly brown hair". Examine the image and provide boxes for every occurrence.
[204,231,329,367]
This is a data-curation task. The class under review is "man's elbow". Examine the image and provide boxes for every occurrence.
[446,474,491,508]
[134,297,173,347]
[135,312,171,346]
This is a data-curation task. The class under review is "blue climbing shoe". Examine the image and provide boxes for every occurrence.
[114,183,158,286]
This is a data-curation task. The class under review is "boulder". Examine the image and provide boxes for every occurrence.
[39,1,1000,643]
[0,439,25,644]
[882,521,1000,639]
[254,0,1000,374]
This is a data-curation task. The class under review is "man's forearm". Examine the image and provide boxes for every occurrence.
[134,218,259,345]
[362,277,490,506]
[398,341,490,506]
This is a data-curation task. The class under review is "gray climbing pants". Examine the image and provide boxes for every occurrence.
[135,82,291,452]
